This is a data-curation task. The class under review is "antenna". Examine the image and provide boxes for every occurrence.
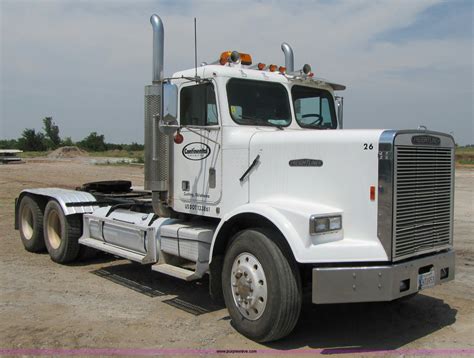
[194,17,198,79]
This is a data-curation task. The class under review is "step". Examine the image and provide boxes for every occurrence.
[79,237,147,263]
[151,263,198,281]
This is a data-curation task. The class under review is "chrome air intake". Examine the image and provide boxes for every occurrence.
[144,14,171,216]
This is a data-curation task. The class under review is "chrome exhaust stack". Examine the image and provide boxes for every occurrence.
[150,14,164,84]
[281,42,294,73]
[145,14,171,217]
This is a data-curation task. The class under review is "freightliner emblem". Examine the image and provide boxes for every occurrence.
[289,159,323,167]
[411,135,441,146]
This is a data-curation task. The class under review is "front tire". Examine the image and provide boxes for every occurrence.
[18,195,46,252]
[43,200,81,264]
[222,228,302,342]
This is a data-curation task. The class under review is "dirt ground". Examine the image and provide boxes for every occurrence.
[0,158,473,356]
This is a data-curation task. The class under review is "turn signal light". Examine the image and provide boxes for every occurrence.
[269,64,277,72]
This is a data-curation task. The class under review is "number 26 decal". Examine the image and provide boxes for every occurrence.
[363,143,374,150]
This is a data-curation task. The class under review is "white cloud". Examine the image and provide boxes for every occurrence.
[0,0,472,144]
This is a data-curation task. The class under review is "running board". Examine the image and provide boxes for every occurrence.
[79,237,155,264]
[151,263,208,281]
[152,264,197,281]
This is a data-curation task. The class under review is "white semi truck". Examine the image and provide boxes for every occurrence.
[15,14,455,342]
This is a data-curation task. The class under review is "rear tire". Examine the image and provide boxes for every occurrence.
[18,195,46,252]
[43,200,81,264]
[222,228,302,342]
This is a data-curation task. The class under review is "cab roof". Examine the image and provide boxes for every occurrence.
[171,64,346,91]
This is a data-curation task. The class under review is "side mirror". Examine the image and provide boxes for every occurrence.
[335,96,344,129]
[159,82,179,135]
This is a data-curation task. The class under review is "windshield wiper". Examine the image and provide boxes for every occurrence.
[240,115,284,130]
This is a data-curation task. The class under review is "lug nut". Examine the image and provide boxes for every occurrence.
[235,271,243,279]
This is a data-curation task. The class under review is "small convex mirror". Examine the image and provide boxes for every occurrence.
[159,82,179,135]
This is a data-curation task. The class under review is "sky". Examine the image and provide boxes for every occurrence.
[0,0,473,145]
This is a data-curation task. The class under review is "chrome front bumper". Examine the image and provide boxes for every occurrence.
[312,250,455,304]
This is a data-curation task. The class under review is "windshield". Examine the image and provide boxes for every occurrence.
[227,78,291,127]
[292,85,337,129]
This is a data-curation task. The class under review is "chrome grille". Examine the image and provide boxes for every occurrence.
[394,145,453,260]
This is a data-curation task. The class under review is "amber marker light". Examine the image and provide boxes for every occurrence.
[279,66,286,73]
[257,62,266,70]
[269,64,277,72]
[219,51,230,65]
[239,53,252,65]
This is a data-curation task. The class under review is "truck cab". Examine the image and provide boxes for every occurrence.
[169,61,343,217]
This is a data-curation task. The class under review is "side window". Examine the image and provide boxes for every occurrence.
[292,86,337,129]
[180,83,218,126]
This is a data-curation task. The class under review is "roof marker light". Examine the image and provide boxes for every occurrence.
[219,51,252,65]
[279,66,286,73]
[269,64,277,72]
[257,62,266,70]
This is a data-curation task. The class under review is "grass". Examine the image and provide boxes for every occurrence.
[19,151,50,158]
[455,146,474,166]
[19,149,144,161]
[95,159,144,166]
[88,150,144,159]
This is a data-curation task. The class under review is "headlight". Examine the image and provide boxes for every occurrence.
[310,215,342,234]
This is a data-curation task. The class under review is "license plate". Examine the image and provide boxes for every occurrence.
[418,270,436,290]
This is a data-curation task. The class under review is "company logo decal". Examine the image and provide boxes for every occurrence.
[289,159,323,167]
[411,135,441,146]
[182,142,211,161]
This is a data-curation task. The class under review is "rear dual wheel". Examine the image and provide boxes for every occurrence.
[18,195,46,252]
[43,200,82,264]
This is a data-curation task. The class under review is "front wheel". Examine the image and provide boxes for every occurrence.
[222,228,302,342]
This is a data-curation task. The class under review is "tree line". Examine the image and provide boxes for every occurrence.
[0,117,144,152]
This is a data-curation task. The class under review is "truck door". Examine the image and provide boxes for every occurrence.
[173,81,222,216]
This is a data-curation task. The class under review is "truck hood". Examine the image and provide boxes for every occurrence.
[248,128,385,251]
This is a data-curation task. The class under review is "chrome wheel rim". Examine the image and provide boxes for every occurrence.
[46,210,62,249]
[230,252,267,321]
[20,205,34,240]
